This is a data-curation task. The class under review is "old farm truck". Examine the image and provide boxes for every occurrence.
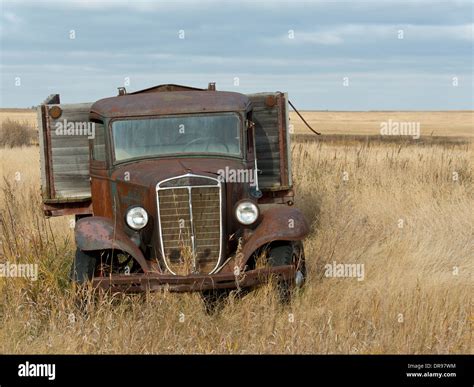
[37,83,309,305]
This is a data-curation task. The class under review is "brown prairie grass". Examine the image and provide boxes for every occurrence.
[0,135,472,354]
[289,110,474,138]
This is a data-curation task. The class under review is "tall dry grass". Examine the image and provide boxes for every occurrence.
[0,138,472,354]
[0,118,36,147]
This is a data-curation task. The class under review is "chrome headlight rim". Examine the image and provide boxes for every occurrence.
[234,200,259,225]
[126,206,149,230]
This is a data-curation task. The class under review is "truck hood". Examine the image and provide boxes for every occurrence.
[110,157,246,188]
[109,157,250,237]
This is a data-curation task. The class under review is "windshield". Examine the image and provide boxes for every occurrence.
[112,113,241,162]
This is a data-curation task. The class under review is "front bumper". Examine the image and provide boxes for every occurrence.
[91,265,295,293]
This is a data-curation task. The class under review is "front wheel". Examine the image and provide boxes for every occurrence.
[267,241,306,304]
[69,248,97,284]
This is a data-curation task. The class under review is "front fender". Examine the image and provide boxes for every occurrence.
[75,216,150,273]
[240,206,309,266]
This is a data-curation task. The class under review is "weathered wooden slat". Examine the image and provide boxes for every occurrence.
[256,150,279,162]
[52,154,90,164]
[256,135,280,142]
[53,174,90,182]
[50,134,92,144]
[52,146,89,156]
[256,142,281,153]
[54,184,90,193]
[250,98,277,107]
[39,102,93,208]
[53,180,89,187]
[247,93,278,106]
[255,124,279,133]
[37,107,48,194]
[51,137,90,148]
[259,174,281,180]
[52,164,90,173]
[257,154,280,161]
[249,92,291,191]
[55,190,91,198]
[255,121,279,129]
[257,159,280,167]
[259,170,280,176]
[253,111,279,121]
[259,177,282,188]
[255,128,279,138]
[47,103,92,118]
[52,161,89,170]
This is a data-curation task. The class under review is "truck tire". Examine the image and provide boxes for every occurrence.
[268,242,306,304]
[69,248,97,284]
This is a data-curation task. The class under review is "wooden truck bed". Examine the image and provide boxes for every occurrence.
[37,89,292,216]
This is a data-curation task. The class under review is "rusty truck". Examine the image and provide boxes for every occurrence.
[37,83,309,307]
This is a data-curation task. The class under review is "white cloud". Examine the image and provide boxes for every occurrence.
[278,23,474,45]
[3,0,225,11]
[0,12,23,38]
[3,12,21,23]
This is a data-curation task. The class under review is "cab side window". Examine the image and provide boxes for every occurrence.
[92,120,106,161]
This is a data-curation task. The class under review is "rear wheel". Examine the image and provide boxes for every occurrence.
[267,241,306,304]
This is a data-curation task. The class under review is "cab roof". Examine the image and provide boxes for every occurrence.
[90,90,251,119]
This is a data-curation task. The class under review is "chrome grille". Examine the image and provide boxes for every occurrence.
[156,174,222,275]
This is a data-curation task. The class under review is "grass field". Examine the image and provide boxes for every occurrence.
[0,109,37,129]
[290,110,474,138]
[1,108,473,137]
[0,110,472,354]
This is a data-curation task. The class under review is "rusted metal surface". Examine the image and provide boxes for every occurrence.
[43,94,60,104]
[277,93,289,187]
[48,106,62,119]
[40,104,55,200]
[43,200,92,217]
[259,188,295,205]
[92,265,294,293]
[89,160,113,218]
[265,95,276,108]
[239,206,309,267]
[38,84,310,293]
[130,83,204,94]
[91,91,251,118]
[75,217,151,272]
[103,157,248,273]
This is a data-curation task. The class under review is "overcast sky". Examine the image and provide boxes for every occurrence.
[0,0,472,110]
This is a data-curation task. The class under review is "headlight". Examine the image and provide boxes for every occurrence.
[126,207,148,230]
[235,201,259,225]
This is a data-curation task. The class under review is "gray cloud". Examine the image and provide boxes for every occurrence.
[1,0,472,109]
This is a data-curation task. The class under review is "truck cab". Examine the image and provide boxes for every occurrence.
[38,83,309,304]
